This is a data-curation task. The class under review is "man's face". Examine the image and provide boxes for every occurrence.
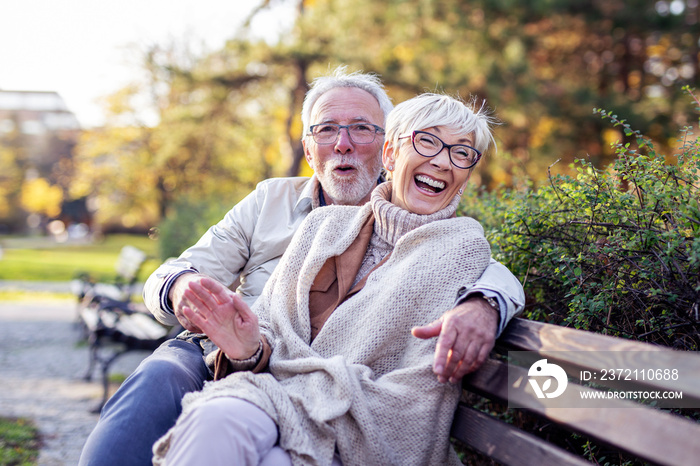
[303,87,385,206]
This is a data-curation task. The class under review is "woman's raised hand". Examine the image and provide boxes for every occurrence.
[181,277,261,360]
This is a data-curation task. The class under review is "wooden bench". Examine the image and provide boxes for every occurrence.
[72,245,182,411]
[78,295,180,411]
[72,245,148,304]
[450,317,700,465]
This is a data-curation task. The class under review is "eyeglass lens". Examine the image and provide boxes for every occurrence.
[412,132,479,168]
[311,124,380,144]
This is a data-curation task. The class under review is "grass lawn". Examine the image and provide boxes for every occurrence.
[0,417,40,465]
[0,234,160,283]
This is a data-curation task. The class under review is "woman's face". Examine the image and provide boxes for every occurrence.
[383,126,473,215]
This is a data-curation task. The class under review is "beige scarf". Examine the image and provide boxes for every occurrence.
[153,184,491,466]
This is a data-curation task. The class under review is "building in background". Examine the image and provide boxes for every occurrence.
[0,90,86,234]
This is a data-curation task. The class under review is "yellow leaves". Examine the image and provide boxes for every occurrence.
[627,70,642,90]
[602,128,622,152]
[298,157,313,177]
[20,178,63,218]
[0,146,22,218]
[264,144,285,168]
[646,44,667,58]
[69,176,93,199]
[393,44,414,64]
[0,186,12,217]
[530,116,556,149]
[104,84,141,113]
[504,39,526,65]
[490,164,510,186]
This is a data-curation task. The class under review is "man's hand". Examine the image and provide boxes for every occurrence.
[412,296,499,384]
[181,277,261,361]
[168,273,214,332]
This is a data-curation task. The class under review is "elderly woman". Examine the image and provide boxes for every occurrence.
[153,93,495,466]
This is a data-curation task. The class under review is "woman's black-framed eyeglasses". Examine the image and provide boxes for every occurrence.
[399,131,481,169]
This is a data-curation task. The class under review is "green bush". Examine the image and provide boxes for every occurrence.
[157,197,229,261]
[461,97,700,350]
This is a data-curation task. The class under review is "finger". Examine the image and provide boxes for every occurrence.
[452,336,494,380]
[183,288,214,316]
[447,341,478,383]
[230,294,257,323]
[177,306,203,333]
[188,281,231,317]
[411,319,442,339]
[470,343,491,375]
[182,305,210,332]
[441,334,469,382]
[200,277,233,304]
[433,325,457,380]
[186,281,224,308]
[448,361,464,385]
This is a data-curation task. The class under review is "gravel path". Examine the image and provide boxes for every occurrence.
[0,299,151,465]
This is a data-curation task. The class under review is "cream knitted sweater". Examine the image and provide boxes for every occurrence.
[153,184,491,466]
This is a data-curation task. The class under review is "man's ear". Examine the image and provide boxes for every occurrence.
[382,140,395,170]
[303,138,313,166]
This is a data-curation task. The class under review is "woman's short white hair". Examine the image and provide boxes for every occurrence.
[301,66,394,139]
[385,93,497,156]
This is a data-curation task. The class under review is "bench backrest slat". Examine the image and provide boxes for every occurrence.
[502,318,665,352]
[500,319,700,403]
[451,405,590,466]
[114,245,147,281]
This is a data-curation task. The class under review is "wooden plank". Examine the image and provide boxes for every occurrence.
[114,313,168,341]
[502,318,666,352]
[499,318,700,404]
[464,358,700,466]
[115,245,146,280]
[79,307,100,331]
[451,405,589,466]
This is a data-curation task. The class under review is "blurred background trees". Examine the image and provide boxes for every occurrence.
[2,0,699,254]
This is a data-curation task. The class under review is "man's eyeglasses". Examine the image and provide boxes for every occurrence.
[309,123,385,145]
[400,131,481,169]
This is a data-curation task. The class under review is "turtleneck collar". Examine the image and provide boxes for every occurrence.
[370,181,461,246]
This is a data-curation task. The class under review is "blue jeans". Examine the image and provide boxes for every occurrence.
[79,338,210,466]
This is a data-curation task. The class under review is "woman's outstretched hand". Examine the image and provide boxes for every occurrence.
[181,277,261,360]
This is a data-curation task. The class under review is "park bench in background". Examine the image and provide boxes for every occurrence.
[71,245,148,304]
[72,245,181,411]
[450,317,700,465]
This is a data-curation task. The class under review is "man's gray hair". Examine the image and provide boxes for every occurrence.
[301,66,394,139]
[384,93,497,156]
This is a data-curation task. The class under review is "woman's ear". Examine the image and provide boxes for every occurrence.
[382,140,396,171]
[459,170,473,193]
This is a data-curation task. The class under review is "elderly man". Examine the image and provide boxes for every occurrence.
[79,67,524,466]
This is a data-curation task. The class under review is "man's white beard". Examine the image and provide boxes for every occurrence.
[315,155,381,206]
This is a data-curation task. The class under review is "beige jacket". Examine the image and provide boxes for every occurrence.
[144,176,318,326]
